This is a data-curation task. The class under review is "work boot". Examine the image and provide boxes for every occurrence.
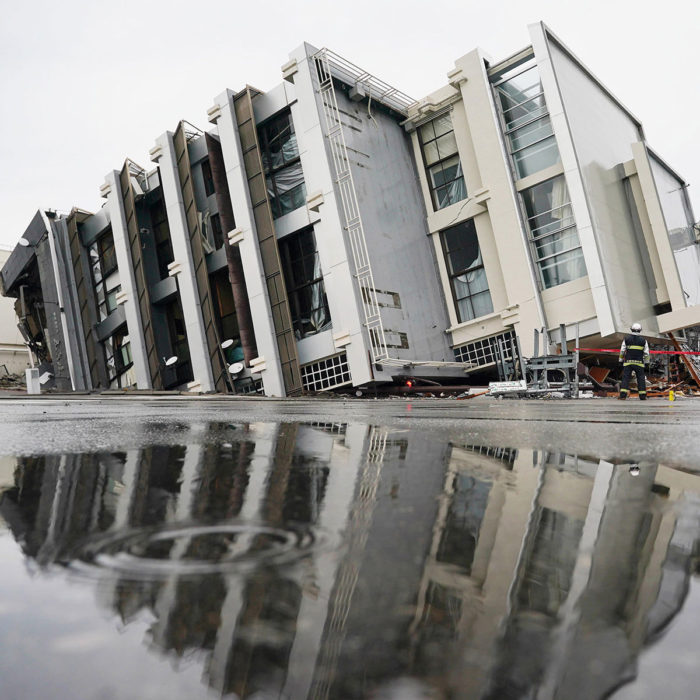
[618,393,627,400]
[640,395,647,401]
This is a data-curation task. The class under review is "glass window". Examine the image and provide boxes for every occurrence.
[210,213,224,250]
[493,60,561,179]
[162,298,194,389]
[211,268,239,345]
[98,230,117,277]
[279,228,331,339]
[89,228,120,321]
[200,158,215,197]
[150,199,174,280]
[419,113,467,211]
[521,176,587,288]
[441,219,493,323]
[259,111,306,219]
[104,325,134,387]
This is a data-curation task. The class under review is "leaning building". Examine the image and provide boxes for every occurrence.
[2,22,698,395]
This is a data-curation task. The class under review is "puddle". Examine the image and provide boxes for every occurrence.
[1,421,699,699]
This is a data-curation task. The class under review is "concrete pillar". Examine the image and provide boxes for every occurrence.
[208,91,285,397]
[101,171,151,389]
[151,133,215,393]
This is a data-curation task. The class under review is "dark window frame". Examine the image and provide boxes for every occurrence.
[418,113,467,212]
[89,227,120,321]
[150,198,174,280]
[201,158,215,197]
[279,228,331,340]
[103,324,134,384]
[440,219,493,323]
[258,110,306,219]
[210,212,224,250]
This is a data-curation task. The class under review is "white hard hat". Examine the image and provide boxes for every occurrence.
[631,322,642,332]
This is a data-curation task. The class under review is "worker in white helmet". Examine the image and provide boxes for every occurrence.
[618,323,650,400]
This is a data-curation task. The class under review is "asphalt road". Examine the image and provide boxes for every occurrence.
[1,393,699,471]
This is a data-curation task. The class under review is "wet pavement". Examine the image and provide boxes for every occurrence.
[1,396,699,699]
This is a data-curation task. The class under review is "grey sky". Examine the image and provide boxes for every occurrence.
[1,0,698,248]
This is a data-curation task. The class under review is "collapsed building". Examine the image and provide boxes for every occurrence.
[1,23,698,395]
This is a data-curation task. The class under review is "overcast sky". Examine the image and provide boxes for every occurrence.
[0,0,698,249]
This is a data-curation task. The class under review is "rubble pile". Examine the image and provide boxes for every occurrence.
[0,372,26,390]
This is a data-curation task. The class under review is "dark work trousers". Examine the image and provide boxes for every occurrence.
[620,364,647,398]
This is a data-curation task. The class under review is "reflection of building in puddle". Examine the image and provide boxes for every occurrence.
[2,431,700,699]
[408,448,700,700]
[0,422,382,697]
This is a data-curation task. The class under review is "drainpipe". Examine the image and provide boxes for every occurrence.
[205,132,257,364]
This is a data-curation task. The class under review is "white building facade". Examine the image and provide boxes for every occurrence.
[2,24,698,395]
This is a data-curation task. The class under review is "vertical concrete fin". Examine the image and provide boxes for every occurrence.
[232,88,302,396]
[119,162,163,389]
[172,123,228,393]
[66,210,101,388]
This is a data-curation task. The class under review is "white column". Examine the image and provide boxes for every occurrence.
[151,134,216,393]
[288,46,373,385]
[101,171,151,388]
[208,91,285,397]
[282,423,369,700]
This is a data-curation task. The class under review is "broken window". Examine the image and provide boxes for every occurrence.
[521,176,586,288]
[200,158,215,197]
[493,59,560,179]
[258,110,306,218]
[419,113,467,211]
[279,228,331,339]
[441,219,493,323]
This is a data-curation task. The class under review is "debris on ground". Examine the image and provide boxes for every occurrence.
[0,372,26,390]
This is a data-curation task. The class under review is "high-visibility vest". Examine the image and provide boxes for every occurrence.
[620,334,647,367]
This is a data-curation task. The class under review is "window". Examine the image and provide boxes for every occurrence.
[258,110,306,218]
[104,325,135,388]
[150,199,174,280]
[521,176,586,288]
[419,113,467,211]
[493,61,560,179]
[201,158,215,197]
[98,230,117,277]
[210,213,224,250]
[441,219,493,323]
[89,228,120,321]
[454,331,516,368]
[162,298,193,388]
[301,353,351,391]
[279,228,331,339]
[105,284,122,315]
[211,268,239,343]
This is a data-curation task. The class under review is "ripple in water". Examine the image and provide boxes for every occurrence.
[66,522,317,578]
